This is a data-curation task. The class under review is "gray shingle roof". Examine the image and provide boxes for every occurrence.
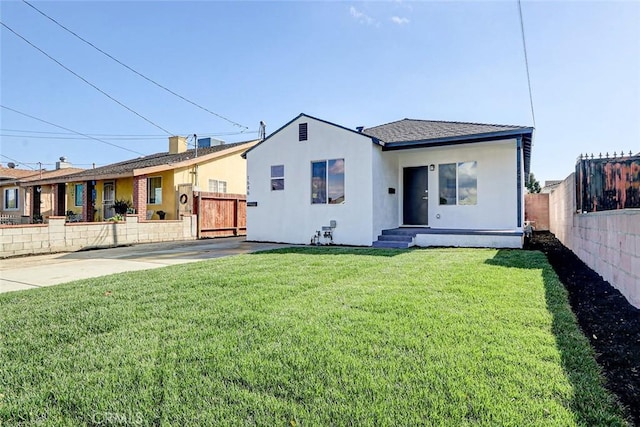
[363,119,530,143]
[64,141,254,180]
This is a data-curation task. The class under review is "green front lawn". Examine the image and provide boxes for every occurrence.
[0,248,626,426]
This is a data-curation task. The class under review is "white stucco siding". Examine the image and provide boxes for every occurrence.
[396,139,520,230]
[371,146,399,241]
[246,116,374,246]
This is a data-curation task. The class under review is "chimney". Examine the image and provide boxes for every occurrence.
[169,136,188,154]
[56,156,72,170]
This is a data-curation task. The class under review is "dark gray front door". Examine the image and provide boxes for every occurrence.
[403,166,429,225]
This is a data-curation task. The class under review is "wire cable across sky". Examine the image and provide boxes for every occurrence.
[1,105,148,156]
[517,0,536,128]
[21,0,249,131]
[0,20,174,135]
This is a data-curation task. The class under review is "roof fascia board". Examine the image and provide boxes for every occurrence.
[242,113,380,158]
[20,172,133,186]
[382,128,534,151]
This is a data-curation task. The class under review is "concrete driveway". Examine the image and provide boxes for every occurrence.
[0,237,292,293]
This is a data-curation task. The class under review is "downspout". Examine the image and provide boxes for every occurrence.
[516,136,523,228]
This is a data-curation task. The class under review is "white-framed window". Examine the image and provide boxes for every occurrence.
[74,184,84,207]
[270,165,284,191]
[311,159,345,204]
[208,179,227,193]
[147,177,162,204]
[3,187,19,210]
[438,161,478,206]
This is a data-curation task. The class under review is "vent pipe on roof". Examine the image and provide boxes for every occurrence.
[356,126,364,133]
[259,121,266,140]
[56,156,72,170]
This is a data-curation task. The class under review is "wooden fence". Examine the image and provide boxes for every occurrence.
[576,153,640,212]
[194,192,246,238]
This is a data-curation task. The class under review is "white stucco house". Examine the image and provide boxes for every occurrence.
[243,113,534,248]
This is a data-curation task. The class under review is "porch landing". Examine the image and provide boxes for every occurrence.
[372,228,524,249]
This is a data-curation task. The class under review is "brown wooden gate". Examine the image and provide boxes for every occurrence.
[194,192,246,238]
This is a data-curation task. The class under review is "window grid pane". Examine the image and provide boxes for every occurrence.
[438,163,457,205]
[311,161,327,204]
[458,161,477,205]
[327,159,345,204]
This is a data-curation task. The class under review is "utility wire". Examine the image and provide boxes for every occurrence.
[1,129,259,139]
[22,0,249,131]
[1,154,36,170]
[0,21,173,135]
[1,105,148,156]
[517,0,536,128]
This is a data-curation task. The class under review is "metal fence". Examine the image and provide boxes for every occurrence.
[576,151,640,213]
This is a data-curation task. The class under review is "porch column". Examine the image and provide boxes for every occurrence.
[51,184,58,216]
[133,175,147,220]
[82,181,91,222]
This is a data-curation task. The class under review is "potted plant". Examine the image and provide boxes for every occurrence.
[156,210,166,220]
[113,199,132,215]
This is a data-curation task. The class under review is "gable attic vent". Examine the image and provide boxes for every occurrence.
[298,123,308,141]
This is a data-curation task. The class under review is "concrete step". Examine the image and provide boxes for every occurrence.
[381,228,421,236]
[372,240,413,249]
[376,234,413,242]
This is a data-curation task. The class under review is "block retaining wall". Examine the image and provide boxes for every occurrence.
[0,214,197,258]
[550,173,640,308]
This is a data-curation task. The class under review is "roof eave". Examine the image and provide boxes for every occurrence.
[242,113,380,158]
[381,128,534,151]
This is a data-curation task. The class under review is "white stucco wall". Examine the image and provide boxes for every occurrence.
[246,116,375,246]
[371,147,399,241]
[395,139,520,230]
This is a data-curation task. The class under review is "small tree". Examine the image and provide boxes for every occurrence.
[526,172,541,194]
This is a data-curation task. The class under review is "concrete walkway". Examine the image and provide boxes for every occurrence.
[0,237,291,293]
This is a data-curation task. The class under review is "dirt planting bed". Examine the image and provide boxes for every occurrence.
[527,231,640,425]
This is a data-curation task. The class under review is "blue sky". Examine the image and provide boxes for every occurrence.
[1,0,638,184]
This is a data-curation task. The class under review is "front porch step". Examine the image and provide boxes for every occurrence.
[376,234,413,242]
[381,228,424,236]
[372,240,413,249]
[372,228,420,249]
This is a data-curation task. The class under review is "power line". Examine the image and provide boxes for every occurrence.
[0,129,259,139]
[22,0,249,131]
[1,154,36,170]
[1,105,148,156]
[0,20,173,135]
[518,0,536,128]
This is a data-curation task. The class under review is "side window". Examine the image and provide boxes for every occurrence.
[208,179,227,193]
[270,165,284,191]
[3,188,19,210]
[311,159,345,204]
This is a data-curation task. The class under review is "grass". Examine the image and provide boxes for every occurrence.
[0,247,627,426]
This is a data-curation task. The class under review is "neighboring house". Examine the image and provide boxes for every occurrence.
[541,180,562,194]
[244,113,534,248]
[13,160,84,222]
[0,166,38,222]
[25,137,258,222]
